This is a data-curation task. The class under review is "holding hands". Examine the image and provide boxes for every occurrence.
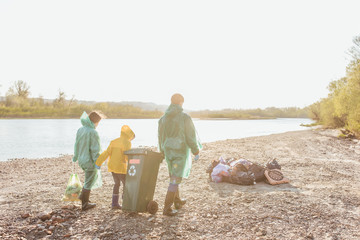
[194,151,200,161]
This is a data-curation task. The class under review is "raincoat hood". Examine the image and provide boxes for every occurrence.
[80,111,95,129]
[121,125,135,140]
[164,104,183,118]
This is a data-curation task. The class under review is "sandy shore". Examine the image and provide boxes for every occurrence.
[1,128,360,240]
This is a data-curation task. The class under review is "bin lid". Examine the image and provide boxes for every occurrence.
[124,148,162,156]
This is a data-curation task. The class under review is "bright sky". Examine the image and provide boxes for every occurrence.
[0,1,359,111]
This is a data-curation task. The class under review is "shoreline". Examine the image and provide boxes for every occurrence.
[1,127,315,162]
[1,128,359,239]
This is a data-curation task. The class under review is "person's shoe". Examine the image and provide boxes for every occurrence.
[163,207,178,216]
[112,194,122,209]
[174,189,186,210]
[163,191,178,216]
[81,189,96,211]
[82,202,96,211]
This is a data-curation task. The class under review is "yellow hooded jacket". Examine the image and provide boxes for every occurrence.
[95,125,135,174]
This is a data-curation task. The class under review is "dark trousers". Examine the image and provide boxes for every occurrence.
[112,172,126,195]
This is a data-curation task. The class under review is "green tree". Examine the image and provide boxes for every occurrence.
[7,80,30,98]
[53,89,66,108]
[348,35,360,61]
[311,34,360,136]
[344,61,360,134]
[5,80,31,107]
[309,101,321,121]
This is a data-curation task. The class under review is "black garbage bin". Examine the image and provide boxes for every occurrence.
[122,148,164,214]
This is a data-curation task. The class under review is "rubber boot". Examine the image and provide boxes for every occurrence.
[79,189,91,203]
[81,189,96,211]
[174,189,186,210]
[163,191,178,216]
[112,194,122,209]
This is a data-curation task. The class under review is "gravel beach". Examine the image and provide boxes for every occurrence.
[1,128,359,240]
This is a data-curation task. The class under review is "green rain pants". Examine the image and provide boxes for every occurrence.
[83,169,102,190]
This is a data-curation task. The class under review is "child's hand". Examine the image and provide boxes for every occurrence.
[95,165,101,170]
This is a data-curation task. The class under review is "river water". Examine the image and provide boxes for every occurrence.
[0,118,313,161]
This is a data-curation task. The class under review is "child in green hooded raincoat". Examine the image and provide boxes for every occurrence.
[158,93,202,216]
[72,111,104,211]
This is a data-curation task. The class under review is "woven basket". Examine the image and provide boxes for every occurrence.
[264,169,290,185]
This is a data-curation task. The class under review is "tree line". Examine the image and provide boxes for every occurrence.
[309,35,360,137]
[0,81,310,120]
[190,107,309,119]
[0,82,163,119]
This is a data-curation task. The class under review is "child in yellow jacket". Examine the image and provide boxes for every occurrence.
[95,125,135,209]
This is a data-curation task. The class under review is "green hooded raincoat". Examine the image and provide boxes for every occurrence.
[72,112,102,190]
[158,104,202,178]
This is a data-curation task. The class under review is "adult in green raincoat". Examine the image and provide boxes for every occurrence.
[158,93,202,216]
[72,111,104,211]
